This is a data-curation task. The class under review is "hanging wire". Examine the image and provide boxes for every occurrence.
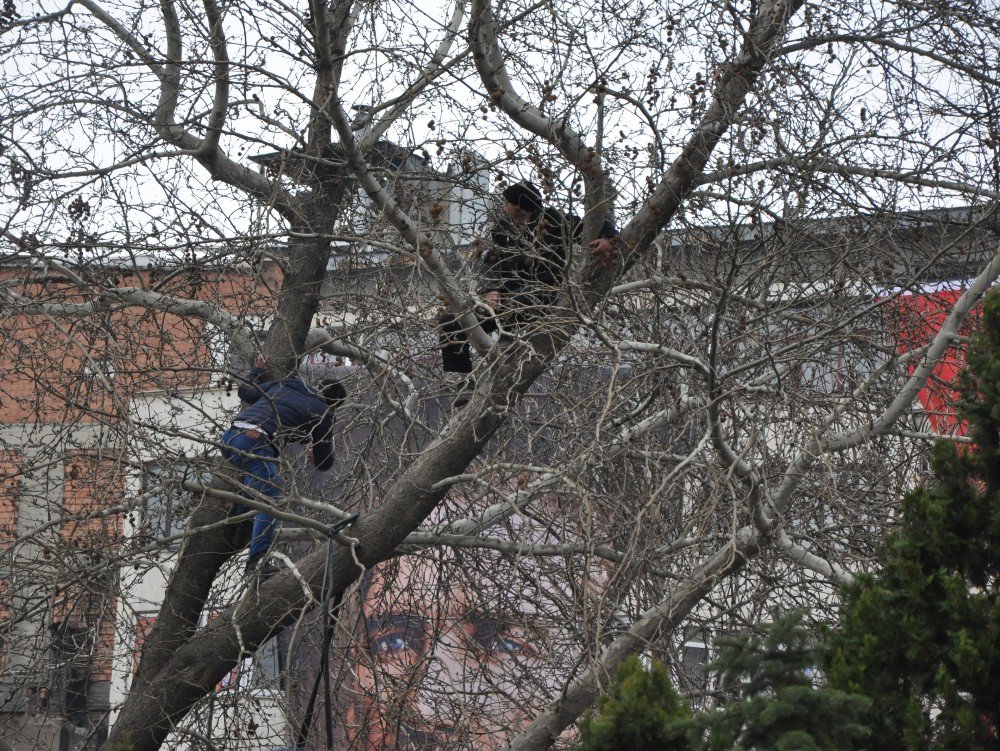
[295,513,359,751]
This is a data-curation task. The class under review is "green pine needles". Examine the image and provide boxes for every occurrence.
[574,614,870,751]
[575,655,691,751]
[688,611,870,751]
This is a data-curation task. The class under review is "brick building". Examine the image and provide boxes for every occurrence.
[0,256,281,750]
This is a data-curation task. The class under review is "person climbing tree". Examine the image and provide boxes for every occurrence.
[438,181,618,406]
[220,360,347,577]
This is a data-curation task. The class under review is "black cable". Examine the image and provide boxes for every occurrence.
[322,530,335,751]
[295,514,358,751]
[296,547,336,750]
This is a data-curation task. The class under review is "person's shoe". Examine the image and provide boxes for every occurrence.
[451,376,476,409]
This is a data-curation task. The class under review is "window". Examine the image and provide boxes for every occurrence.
[131,614,157,680]
[253,634,284,689]
[50,622,90,726]
[83,356,116,381]
[680,626,712,699]
[218,635,283,693]
[139,463,212,549]
[202,610,283,693]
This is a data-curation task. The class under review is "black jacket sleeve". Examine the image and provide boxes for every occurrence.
[566,211,618,241]
[479,215,521,295]
[310,412,336,472]
[598,218,618,239]
[237,367,268,404]
[479,247,504,295]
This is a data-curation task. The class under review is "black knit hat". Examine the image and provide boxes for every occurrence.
[503,182,543,214]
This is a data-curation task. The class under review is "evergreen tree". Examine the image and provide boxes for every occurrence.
[575,654,692,751]
[824,290,1000,750]
[686,611,871,751]
[577,294,1000,750]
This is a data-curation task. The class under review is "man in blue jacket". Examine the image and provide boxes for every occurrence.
[221,363,347,577]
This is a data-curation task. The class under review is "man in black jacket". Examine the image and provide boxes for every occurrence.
[439,182,617,394]
[220,364,347,576]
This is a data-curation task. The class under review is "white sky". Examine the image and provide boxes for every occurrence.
[2,0,997,262]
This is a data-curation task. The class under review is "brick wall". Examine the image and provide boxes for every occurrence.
[0,265,280,424]
[0,452,19,674]
[52,453,124,683]
[0,261,281,708]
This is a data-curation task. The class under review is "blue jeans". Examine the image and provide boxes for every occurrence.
[221,427,282,559]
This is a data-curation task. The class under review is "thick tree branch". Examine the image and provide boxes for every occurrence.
[768,246,1000,519]
[200,0,230,158]
[497,0,806,334]
[360,0,467,149]
[74,0,300,219]
[775,530,854,585]
[507,527,761,751]
[469,0,612,237]
[1,284,258,365]
[105,0,809,747]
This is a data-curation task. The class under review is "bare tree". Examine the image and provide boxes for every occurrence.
[2,0,1000,749]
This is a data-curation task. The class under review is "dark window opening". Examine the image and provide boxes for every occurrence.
[49,623,90,726]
